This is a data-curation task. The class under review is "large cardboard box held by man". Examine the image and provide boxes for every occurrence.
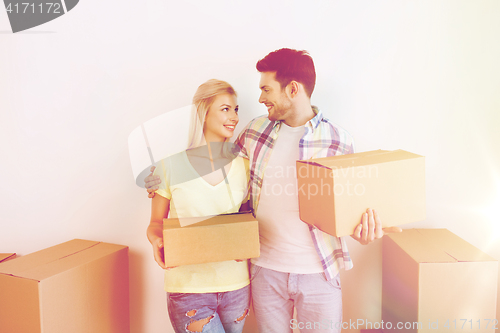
[0,239,129,333]
[296,149,425,237]
[163,212,260,267]
[382,229,498,333]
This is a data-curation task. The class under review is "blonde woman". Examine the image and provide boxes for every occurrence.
[147,80,250,333]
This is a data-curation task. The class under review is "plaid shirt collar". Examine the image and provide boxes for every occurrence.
[271,105,323,131]
[308,105,323,129]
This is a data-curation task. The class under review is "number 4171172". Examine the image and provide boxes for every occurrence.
[5,2,62,14]
[444,319,499,330]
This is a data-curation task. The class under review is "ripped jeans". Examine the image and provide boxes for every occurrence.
[167,284,250,333]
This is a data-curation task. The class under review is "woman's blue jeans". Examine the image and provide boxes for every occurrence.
[167,284,250,333]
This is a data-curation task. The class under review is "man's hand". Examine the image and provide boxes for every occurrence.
[351,208,402,245]
[145,166,161,198]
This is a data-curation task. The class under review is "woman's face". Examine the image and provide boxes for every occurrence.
[203,93,239,142]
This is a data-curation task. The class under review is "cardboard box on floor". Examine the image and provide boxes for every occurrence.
[382,229,498,333]
[296,149,425,237]
[0,239,129,333]
[0,253,16,263]
[163,212,260,267]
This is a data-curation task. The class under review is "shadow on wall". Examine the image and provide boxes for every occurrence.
[129,249,146,333]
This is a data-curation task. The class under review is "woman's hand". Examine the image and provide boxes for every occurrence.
[151,236,178,270]
[148,194,175,270]
[151,236,167,269]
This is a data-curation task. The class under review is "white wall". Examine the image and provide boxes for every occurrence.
[1,1,499,332]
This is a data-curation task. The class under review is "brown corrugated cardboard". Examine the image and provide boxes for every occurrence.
[0,253,16,263]
[163,212,260,267]
[296,149,425,237]
[382,229,498,333]
[0,239,129,333]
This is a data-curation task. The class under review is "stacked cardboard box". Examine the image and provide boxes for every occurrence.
[0,239,129,333]
[382,229,498,333]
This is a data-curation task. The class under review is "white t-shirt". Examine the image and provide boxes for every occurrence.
[252,123,324,274]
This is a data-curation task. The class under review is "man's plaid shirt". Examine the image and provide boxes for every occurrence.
[235,106,355,280]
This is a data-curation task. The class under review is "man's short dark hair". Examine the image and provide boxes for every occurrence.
[256,48,316,98]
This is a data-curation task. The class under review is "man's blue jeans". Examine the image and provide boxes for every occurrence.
[251,264,342,333]
[167,284,250,333]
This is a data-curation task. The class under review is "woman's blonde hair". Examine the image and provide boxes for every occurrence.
[188,79,237,149]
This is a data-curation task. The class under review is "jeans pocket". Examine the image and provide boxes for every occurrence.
[167,292,188,301]
[249,264,262,282]
[320,272,341,289]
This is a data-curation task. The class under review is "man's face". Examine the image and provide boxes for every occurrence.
[258,72,292,122]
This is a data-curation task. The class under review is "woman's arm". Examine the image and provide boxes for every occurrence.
[238,200,251,213]
[147,194,170,269]
[238,157,252,213]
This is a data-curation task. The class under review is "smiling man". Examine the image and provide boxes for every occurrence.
[233,48,400,333]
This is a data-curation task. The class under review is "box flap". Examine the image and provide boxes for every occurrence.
[298,149,422,170]
[0,253,16,263]
[0,239,100,279]
[297,149,389,166]
[416,228,496,262]
[164,212,256,229]
[388,229,455,263]
[19,242,128,281]
[387,229,497,263]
